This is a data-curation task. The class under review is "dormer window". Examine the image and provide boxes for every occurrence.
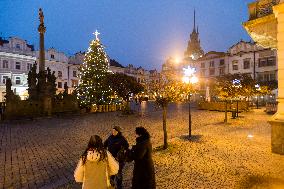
[51,54,55,59]
[16,44,21,49]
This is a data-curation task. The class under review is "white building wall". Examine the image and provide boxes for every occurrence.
[0,37,36,101]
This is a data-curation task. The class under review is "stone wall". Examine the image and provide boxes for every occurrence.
[198,101,249,112]
[3,96,79,120]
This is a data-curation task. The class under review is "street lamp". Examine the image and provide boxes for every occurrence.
[182,66,198,138]
[232,79,241,117]
[255,84,261,109]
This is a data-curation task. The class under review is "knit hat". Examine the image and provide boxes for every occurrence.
[113,126,122,133]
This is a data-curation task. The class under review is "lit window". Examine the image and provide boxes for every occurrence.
[15,62,21,70]
[15,77,21,85]
[72,80,78,87]
[2,60,8,69]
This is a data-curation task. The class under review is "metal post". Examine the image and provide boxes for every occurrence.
[256,96,259,109]
[188,93,191,138]
[236,100,239,117]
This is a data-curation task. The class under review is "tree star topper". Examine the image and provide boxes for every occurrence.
[93,30,100,40]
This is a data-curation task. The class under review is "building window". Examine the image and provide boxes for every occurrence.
[209,61,214,67]
[259,57,276,67]
[243,59,250,69]
[73,71,77,77]
[264,74,270,81]
[2,60,8,69]
[58,71,62,78]
[51,54,55,59]
[27,63,33,71]
[201,63,205,68]
[267,57,276,66]
[232,60,238,70]
[270,73,276,81]
[259,58,267,67]
[15,77,21,85]
[58,82,62,88]
[16,44,21,49]
[200,70,206,77]
[15,62,21,70]
[138,78,140,83]
[209,69,215,76]
[72,80,78,87]
[2,76,9,84]
[219,59,225,66]
[219,68,225,75]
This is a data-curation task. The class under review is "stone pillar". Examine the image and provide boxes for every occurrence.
[38,8,46,72]
[269,3,284,155]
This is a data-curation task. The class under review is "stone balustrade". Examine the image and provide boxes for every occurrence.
[90,104,125,113]
[248,0,280,20]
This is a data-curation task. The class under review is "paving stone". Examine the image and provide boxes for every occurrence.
[1,104,284,188]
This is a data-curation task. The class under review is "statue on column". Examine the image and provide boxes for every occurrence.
[39,8,44,26]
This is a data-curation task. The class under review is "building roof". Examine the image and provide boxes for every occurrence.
[197,51,226,61]
[109,59,124,68]
[0,37,9,46]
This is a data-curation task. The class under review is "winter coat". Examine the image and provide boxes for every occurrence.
[104,134,129,161]
[130,136,156,189]
[74,150,119,189]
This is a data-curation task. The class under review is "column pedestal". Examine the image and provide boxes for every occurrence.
[270,3,284,155]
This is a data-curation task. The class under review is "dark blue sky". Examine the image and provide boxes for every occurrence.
[0,0,253,70]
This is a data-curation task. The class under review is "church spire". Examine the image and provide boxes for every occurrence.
[193,9,196,32]
[184,9,204,60]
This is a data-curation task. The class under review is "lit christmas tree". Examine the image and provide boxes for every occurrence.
[76,30,112,107]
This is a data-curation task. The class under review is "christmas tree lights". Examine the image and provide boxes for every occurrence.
[76,31,112,107]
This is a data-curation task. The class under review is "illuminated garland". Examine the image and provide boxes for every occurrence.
[76,37,112,107]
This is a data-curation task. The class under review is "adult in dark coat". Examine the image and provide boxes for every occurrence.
[130,127,156,189]
[104,126,129,189]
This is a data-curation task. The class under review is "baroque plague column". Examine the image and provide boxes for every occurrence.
[244,0,284,155]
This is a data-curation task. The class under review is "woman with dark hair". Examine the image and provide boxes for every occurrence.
[74,135,119,189]
[129,127,156,189]
[104,126,129,189]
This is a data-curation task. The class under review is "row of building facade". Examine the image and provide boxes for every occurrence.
[0,37,160,102]
[162,11,277,97]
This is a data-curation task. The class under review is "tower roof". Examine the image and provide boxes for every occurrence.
[184,10,204,60]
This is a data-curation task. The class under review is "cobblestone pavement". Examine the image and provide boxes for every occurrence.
[1,102,284,189]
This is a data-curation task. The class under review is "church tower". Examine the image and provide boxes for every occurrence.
[184,10,204,60]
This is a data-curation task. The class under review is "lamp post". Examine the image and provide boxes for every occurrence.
[182,66,198,138]
[255,84,261,109]
[232,79,241,117]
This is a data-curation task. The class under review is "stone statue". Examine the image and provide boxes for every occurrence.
[39,8,44,25]
[27,63,38,100]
